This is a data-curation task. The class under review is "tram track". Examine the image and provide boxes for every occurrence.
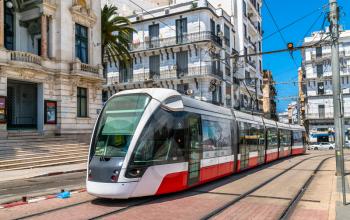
[200,154,335,220]
[13,153,334,220]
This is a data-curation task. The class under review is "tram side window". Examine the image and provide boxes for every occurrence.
[281,129,291,147]
[239,122,248,154]
[267,127,278,149]
[130,108,185,165]
[248,124,259,152]
[258,125,265,149]
[293,131,303,145]
[202,120,232,159]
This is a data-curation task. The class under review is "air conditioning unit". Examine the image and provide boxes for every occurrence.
[136,14,143,21]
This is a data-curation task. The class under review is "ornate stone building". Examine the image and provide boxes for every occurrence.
[262,70,277,120]
[0,0,103,137]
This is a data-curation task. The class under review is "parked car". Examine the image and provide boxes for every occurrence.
[344,141,350,149]
[308,142,335,150]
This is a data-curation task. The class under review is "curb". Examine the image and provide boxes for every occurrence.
[33,169,86,178]
[0,188,86,209]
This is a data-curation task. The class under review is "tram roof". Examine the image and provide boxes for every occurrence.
[181,95,233,116]
[114,88,182,103]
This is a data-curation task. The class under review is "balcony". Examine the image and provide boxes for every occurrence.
[0,50,102,77]
[248,0,261,16]
[129,31,223,52]
[107,65,224,85]
[247,17,261,35]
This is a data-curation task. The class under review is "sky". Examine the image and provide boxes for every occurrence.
[261,0,350,112]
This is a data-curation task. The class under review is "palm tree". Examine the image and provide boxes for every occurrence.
[101,5,135,68]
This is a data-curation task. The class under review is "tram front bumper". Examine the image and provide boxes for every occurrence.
[86,180,138,199]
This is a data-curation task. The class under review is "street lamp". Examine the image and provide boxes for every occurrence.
[5,0,13,9]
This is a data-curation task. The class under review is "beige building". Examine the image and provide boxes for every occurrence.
[262,70,277,120]
[0,0,103,137]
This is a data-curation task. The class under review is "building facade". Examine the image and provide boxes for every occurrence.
[0,0,104,137]
[105,0,263,112]
[262,70,277,120]
[301,29,350,143]
[105,0,240,108]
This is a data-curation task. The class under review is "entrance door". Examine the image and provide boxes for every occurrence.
[187,114,201,186]
[7,80,37,129]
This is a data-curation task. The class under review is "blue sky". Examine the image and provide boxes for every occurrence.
[262,0,350,112]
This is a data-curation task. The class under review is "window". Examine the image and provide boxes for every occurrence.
[119,60,133,83]
[318,105,325,118]
[75,24,89,63]
[244,24,247,39]
[267,127,278,149]
[77,87,88,117]
[176,51,188,77]
[91,94,151,158]
[224,24,230,46]
[316,47,322,58]
[176,17,187,44]
[244,47,248,62]
[317,82,324,95]
[149,55,160,79]
[316,64,323,77]
[4,5,14,50]
[243,1,247,17]
[342,77,345,84]
[293,131,303,146]
[259,42,261,52]
[129,108,186,165]
[210,19,216,35]
[202,119,232,159]
[148,24,160,48]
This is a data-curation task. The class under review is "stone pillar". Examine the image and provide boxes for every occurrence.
[0,0,4,49]
[41,14,48,58]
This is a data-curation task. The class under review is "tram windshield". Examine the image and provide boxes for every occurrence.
[92,94,151,157]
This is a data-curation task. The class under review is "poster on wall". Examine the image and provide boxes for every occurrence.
[0,97,6,123]
[45,100,57,124]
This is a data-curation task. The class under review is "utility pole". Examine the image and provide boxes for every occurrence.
[329,0,347,205]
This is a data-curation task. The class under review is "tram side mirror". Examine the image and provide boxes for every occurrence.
[161,99,184,112]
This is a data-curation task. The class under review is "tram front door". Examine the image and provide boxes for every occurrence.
[187,114,201,186]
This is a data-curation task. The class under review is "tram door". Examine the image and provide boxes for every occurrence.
[187,114,201,186]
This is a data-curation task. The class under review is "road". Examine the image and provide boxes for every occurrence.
[1,150,347,220]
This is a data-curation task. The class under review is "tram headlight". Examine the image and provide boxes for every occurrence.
[126,167,146,178]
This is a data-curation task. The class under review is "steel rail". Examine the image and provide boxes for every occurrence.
[279,156,334,220]
[200,154,333,220]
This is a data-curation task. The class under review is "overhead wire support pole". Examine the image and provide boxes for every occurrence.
[329,0,347,205]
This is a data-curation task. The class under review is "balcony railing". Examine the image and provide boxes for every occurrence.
[81,63,100,74]
[10,51,42,65]
[108,65,224,84]
[1,50,102,76]
[129,31,222,52]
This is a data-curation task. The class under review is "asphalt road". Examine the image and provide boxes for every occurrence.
[0,172,86,204]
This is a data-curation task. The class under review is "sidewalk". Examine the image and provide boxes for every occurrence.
[0,163,86,183]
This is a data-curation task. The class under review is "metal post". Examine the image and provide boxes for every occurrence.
[329,0,347,205]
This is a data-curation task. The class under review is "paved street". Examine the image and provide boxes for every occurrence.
[0,151,348,220]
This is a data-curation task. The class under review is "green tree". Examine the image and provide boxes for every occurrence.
[101,5,135,68]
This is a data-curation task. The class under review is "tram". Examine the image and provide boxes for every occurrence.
[86,88,306,199]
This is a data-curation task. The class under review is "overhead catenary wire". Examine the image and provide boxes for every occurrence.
[262,0,300,68]
[128,0,177,32]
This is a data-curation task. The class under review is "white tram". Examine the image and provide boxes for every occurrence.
[86,89,306,199]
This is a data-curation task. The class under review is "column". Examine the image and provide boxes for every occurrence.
[41,14,48,58]
[0,0,4,48]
